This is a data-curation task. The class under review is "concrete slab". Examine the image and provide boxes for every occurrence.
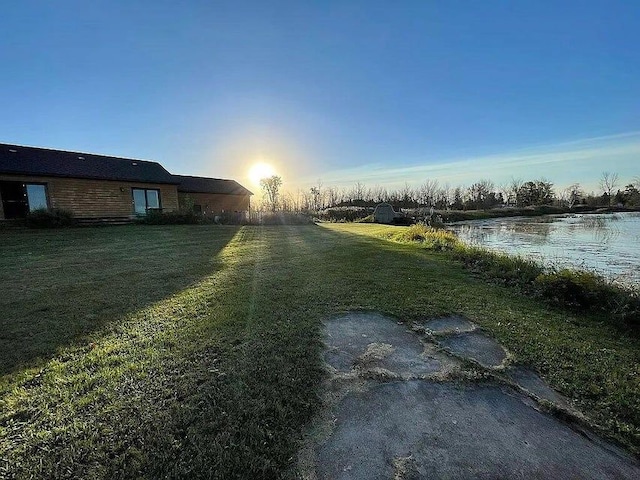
[506,366,570,408]
[316,381,639,480]
[424,315,477,335]
[437,331,507,368]
[324,312,445,378]
[298,312,639,479]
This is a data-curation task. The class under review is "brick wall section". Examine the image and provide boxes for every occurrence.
[179,192,250,216]
[0,175,179,219]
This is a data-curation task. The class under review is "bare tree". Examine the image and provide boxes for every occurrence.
[326,187,338,208]
[279,191,295,212]
[560,183,582,208]
[418,179,439,207]
[337,187,348,205]
[260,175,282,211]
[371,185,387,204]
[599,172,620,205]
[309,186,321,211]
[506,178,523,206]
[398,182,415,208]
[347,182,366,203]
[434,183,451,209]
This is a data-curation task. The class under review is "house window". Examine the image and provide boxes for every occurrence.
[26,184,48,211]
[132,188,161,214]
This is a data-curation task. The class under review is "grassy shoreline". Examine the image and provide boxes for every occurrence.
[379,223,639,329]
[1,224,638,478]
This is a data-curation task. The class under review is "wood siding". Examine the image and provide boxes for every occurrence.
[0,175,179,219]
[178,192,250,216]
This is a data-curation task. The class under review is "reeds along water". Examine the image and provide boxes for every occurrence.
[450,212,640,288]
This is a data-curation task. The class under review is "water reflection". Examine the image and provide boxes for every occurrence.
[450,212,640,287]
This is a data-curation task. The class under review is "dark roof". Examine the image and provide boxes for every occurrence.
[0,143,177,184]
[173,175,253,196]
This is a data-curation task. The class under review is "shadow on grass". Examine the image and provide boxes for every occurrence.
[3,224,639,478]
[0,225,240,376]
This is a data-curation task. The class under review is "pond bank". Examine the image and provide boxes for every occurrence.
[448,211,640,288]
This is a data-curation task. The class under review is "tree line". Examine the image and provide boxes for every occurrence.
[259,172,640,212]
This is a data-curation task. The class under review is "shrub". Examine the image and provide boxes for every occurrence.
[136,210,202,225]
[535,270,640,326]
[317,208,371,223]
[26,208,75,228]
[355,214,375,223]
[453,245,543,288]
[389,224,459,251]
[217,211,249,225]
[246,212,315,225]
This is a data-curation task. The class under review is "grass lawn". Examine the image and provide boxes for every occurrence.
[1,223,638,478]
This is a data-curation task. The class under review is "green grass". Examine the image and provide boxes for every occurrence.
[1,224,639,478]
[366,223,639,327]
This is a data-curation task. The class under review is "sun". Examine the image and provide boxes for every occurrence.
[248,162,276,186]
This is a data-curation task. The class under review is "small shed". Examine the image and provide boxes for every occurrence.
[373,203,399,224]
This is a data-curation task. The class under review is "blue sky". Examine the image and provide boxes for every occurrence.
[1,1,638,194]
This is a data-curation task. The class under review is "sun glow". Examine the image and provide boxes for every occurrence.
[248,162,276,186]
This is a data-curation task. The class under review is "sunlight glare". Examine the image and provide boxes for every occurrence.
[249,162,276,186]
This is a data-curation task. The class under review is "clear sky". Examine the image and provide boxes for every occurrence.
[2,1,638,194]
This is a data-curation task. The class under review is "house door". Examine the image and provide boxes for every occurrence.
[0,182,49,219]
[0,181,29,219]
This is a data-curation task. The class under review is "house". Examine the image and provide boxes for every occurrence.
[173,175,253,217]
[0,143,251,221]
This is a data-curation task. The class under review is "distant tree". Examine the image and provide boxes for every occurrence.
[434,184,450,209]
[310,186,321,211]
[347,182,367,205]
[326,187,339,208]
[398,182,416,208]
[465,179,500,209]
[599,172,620,206]
[516,179,555,207]
[307,179,326,210]
[506,178,523,206]
[371,185,388,204]
[260,175,282,211]
[418,179,439,207]
[620,184,640,207]
[560,183,582,208]
[451,186,464,210]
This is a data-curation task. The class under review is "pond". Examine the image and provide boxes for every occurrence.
[449,212,640,288]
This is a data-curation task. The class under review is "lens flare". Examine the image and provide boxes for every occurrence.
[248,162,276,186]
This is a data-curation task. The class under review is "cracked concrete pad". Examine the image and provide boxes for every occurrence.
[324,313,444,378]
[506,366,570,408]
[299,312,638,479]
[437,331,507,368]
[316,381,639,480]
[424,316,476,335]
